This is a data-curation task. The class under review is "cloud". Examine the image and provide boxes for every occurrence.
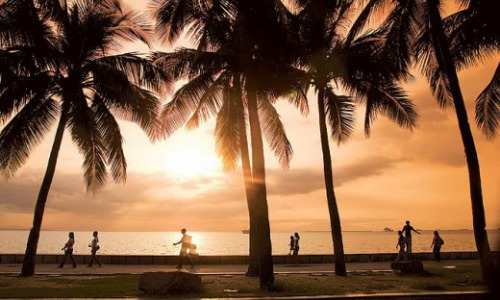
[0,153,405,230]
[267,156,404,196]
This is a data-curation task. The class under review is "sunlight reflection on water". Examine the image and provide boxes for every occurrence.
[0,230,498,255]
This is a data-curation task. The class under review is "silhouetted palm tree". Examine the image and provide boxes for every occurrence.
[0,0,168,277]
[438,0,499,137]
[352,0,496,279]
[153,0,304,288]
[291,0,417,276]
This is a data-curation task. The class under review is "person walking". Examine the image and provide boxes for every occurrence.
[431,231,444,262]
[402,220,420,255]
[288,235,295,255]
[59,232,77,268]
[292,232,300,256]
[88,231,101,267]
[173,228,194,269]
[395,230,408,262]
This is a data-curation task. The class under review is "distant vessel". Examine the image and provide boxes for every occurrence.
[383,227,394,232]
[241,229,249,234]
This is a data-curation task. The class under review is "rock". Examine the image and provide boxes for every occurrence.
[138,271,202,295]
[391,259,424,274]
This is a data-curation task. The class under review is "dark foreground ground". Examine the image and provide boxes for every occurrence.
[0,261,486,298]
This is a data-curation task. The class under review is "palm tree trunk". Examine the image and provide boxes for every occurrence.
[317,87,347,276]
[21,112,67,277]
[247,86,274,289]
[427,0,490,280]
[234,77,259,276]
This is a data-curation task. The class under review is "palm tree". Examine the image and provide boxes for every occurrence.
[440,0,499,137]
[153,0,304,288]
[0,0,168,277]
[350,0,495,279]
[291,0,417,276]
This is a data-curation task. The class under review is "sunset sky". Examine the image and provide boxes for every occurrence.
[0,1,498,232]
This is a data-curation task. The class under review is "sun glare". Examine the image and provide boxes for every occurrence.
[162,134,222,179]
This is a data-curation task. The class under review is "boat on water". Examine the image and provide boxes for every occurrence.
[241,229,249,234]
[383,227,394,232]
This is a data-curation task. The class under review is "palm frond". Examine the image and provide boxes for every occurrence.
[346,29,411,81]
[475,63,500,138]
[159,72,214,136]
[186,72,229,129]
[0,72,54,123]
[446,7,499,70]
[153,0,206,44]
[345,0,386,45]
[379,0,422,76]
[324,88,355,144]
[258,97,293,168]
[89,61,161,139]
[215,84,242,170]
[0,97,58,176]
[344,79,417,135]
[67,96,108,190]
[87,52,172,95]
[153,49,228,80]
[0,0,55,49]
[92,95,127,183]
[415,32,453,108]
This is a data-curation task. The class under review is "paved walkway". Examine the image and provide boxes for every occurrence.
[0,260,475,275]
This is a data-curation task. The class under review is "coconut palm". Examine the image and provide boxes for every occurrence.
[439,0,499,137]
[153,0,304,288]
[351,0,496,279]
[291,0,417,276]
[0,0,168,277]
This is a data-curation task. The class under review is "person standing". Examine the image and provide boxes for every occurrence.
[288,235,295,255]
[431,231,444,262]
[293,232,300,256]
[395,230,408,262]
[88,231,101,267]
[402,220,420,255]
[59,232,77,268]
[173,228,194,269]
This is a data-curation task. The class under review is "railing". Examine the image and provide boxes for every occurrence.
[0,251,481,265]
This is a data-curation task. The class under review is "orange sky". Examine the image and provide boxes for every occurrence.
[0,1,498,232]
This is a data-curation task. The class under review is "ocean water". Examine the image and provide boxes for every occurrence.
[0,230,498,255]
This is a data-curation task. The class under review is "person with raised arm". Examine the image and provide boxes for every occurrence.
[402,220,421,254]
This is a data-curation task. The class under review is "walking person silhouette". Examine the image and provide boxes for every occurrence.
[173,228,194,270]
[59,232,77,268]
[293,232,300,256]
[88,231,101,267]
[402,220,420,255]
[288,235,295,255]
[431,231,445,262]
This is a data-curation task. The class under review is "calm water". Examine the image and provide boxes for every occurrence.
[0,230,498,255]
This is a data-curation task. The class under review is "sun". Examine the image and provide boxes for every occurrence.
[162,132,222,179]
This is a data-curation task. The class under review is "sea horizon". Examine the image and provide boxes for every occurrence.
[2,230,498,256]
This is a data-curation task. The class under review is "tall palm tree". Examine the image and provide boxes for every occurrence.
[153,0,303,288]
[0,0,168,277]
[291,0,417,276]
[350,0,496,279]
[439,0,499,137]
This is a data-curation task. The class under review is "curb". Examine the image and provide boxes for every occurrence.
[196,291,489,300]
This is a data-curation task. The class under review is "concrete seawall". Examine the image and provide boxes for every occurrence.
[0,251,480,265]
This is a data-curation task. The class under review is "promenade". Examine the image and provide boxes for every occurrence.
[0,260,477,275]
[0,260,488,299]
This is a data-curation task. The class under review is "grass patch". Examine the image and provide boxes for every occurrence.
[0,261,486,298]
